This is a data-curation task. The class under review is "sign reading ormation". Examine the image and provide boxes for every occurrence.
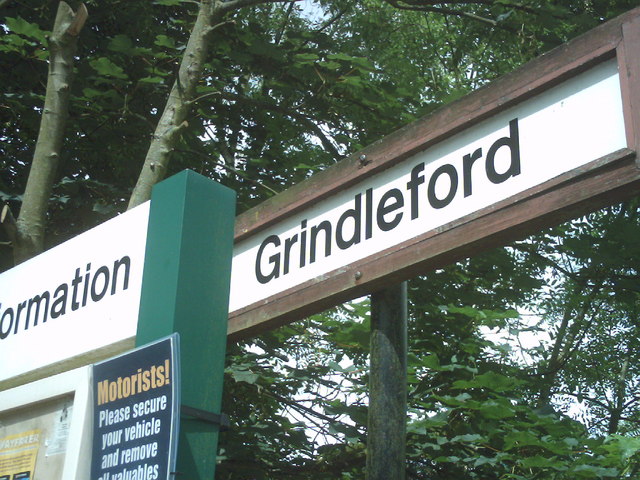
[0,202,149,384]
[91,334,180,480]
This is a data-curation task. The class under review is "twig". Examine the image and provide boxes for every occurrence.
[218,0,300,15]
[174,148,280,195]
[1,204,18,245]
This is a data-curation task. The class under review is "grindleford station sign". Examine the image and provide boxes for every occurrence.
[1,7,640,386]
[230,62,624,314]
[226,8,640,340]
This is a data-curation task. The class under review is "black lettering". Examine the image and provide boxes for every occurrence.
[51,283,68,318]
[486,118,521,184]
[428,164,458,209]
[1,255,136,340]
[336,194,362,250]
[299,220,307,268]
[91,266,111,302]
[365,188,374,240]
[463,148,483,197]
[26,293,50,328]
[283,234,298,275]
[310,221,332,263]
[71,268,82,311]
[255,235,281,284]
[111,256,131,294]
[82,263,91,307]
[407,162,425,219]
[377,188,404,231]
[14,301,26,334]
[0,306,13,340]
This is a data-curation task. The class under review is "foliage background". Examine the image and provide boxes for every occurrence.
[2,0,640,477]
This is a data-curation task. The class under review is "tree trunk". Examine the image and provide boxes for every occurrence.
[537,281,602,407]
[608,355,630,434]
[127,0,222,209]
[10,2,87,264]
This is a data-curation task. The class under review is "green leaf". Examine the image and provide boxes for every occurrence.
[293,53,319,64]
[504,430,541,451]
[318,60,341,71]
[153,0,184,5]
[473,456,496,467]
[450,433,483,443]
[0,34,30,54]
[294,163,314,170]
[4,17,47,43]
[326,53,355,62]
[479,400,516,419]
[93,201,116,215]
[603,435,640,461]
[452,371,522,392]
[231,369,259,385]
[339,75,363,87]
[518,455,565,469]
[108,35,134,54]
[155,35,176,49]
[570,464,619,478]
[138,76,166,84]
[89,57,128,79]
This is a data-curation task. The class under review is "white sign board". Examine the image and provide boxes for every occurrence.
[0,203,149,384]
[0,54,632,374]
[228,59,627,313]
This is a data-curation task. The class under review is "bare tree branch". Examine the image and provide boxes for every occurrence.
[220,92,345,161]
[384,0,499,27]
[218,0,299,15]
[1,204,17,246]
[175,147,280,195]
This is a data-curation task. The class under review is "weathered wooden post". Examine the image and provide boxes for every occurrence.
[367,282,408,479]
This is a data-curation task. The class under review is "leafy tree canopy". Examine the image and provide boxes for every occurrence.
[2,0,640,477]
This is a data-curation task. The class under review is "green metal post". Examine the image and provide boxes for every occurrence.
[136,170,236,479]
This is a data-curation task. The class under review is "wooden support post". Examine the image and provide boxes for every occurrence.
[367,282,408,480]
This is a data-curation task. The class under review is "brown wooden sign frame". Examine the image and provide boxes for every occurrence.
[228,7,640,342]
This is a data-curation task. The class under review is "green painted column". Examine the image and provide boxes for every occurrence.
[136,170,236,479]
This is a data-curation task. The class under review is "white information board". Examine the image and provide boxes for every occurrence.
[0,203,149,385]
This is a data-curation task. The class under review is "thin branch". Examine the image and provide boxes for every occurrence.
[315,6,348,34]
[66,3,88,36]
[265,389,339,425]
[384,0,499,27]
[174,148,280,195]
[511,242,580,281]
[554,389,613,412]
[218,0,299,15]
[186,90,222,106]
[221,92,344,161]
[388,0,540,17]
[1,204,17,246]
[275,1,295,45]
[203,19,236,35]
